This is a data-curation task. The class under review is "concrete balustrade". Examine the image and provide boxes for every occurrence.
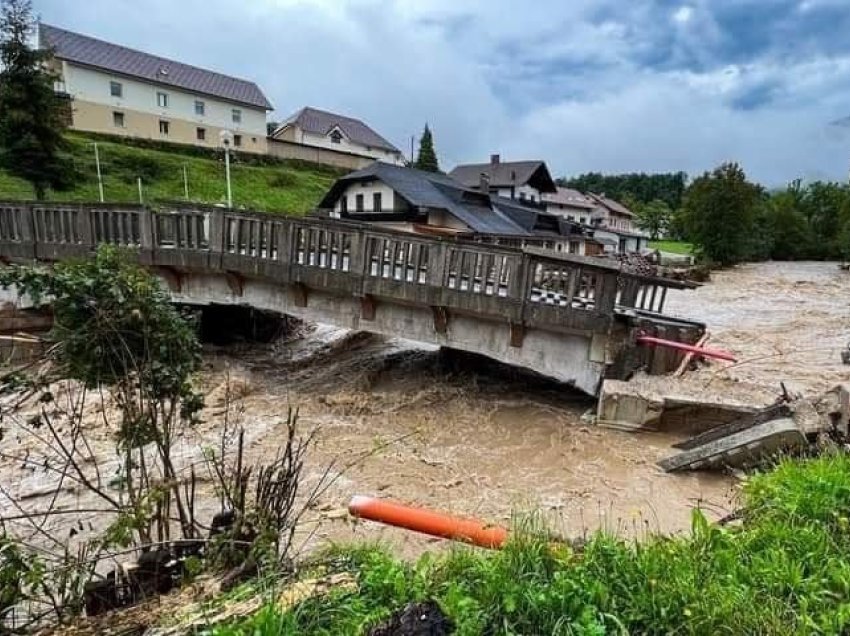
[0,201,700,394]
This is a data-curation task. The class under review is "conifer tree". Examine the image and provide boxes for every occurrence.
[0,0,70,199]
[414,124,440,173]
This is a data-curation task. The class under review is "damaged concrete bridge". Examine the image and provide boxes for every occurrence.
[0,201,701,395]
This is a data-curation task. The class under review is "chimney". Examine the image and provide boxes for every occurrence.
[479,172,491,193]
[490,154,500,165]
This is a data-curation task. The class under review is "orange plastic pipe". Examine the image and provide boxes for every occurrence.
[348,495,509,549]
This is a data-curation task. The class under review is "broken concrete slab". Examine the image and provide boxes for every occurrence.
[596,379,762,434]
[658,418,807,473]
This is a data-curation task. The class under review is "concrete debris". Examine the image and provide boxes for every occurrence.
[657,384,850,473]
[658,418,806,472]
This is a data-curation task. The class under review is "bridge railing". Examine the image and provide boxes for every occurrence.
[0,201,692,333]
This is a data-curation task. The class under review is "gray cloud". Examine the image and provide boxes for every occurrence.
[35,0,850,185]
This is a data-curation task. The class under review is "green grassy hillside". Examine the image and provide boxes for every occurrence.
[0,133,345,214]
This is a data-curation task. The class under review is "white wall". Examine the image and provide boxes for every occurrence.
[546,203,593,225]
[333,181,399,213]
[63,63,267,136]
[287,126,404,165]
[493,184,542,202]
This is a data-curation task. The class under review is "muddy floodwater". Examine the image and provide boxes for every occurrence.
[2,261,848,558]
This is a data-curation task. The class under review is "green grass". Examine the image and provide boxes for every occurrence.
[649,240,694,255]
[0,133,344,214]
[212,453,850,635]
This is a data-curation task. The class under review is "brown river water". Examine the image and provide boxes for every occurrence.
[1,261,848,559]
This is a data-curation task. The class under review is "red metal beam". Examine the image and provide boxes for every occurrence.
[636,335,737,362]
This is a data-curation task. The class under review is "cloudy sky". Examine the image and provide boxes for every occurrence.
[36,0,850,185]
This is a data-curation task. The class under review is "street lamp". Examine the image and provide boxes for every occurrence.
[219,130,233,208]
[90,142,105,202]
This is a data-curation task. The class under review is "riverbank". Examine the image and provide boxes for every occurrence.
[205,452,850,634]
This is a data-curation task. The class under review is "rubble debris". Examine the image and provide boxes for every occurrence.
[658,418,806,472]
[596,379,764,434]
[658,385,850,473]
[368,600,455,636]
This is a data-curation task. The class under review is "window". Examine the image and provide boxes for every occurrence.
[373,192,382,212]
[159,120,170,135]
[157,92,169,108]
[339,196,348,213]
[194,100,205,116]
[233,134,242,147]
[232,109,242,124]
[110,81,123,98]
[330,129,342,144]
[355,194,364,212]
[196,127,206,141]
[112,111,125,128]
[569,241,579,254]
[519,192,526,201]
[580,217,587,224]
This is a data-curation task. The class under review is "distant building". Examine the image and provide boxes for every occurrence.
[543,187,598,225]
[316,162,600,254]
[39,24,273,154]
[585,193,649,253]
[448,155,557,204]
[270,107,405,166]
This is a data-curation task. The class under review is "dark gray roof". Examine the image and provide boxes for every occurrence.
[319,163,531,236]
[586,192,635,217]
[277,107,400,153]
[449,160,557,193]
[40,24,272,110]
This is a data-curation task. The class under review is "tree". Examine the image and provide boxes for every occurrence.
[634,198,672,240]
[682,162,762,266]
[0,246,203,543]
[560,171,687,210]
[764,185,813,260]
[414,124,439,172]
[0,0,70,199]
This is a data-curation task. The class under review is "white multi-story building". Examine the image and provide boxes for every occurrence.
[40,24,273,154]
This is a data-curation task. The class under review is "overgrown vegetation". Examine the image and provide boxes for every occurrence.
[214,453,850,635]
[0,132,342,213]
[0,249,327,629]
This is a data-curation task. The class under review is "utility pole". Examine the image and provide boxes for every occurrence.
[92,143,104,202]
[410,135,415,166]
[137,177,143,204]
[183,164,189,200]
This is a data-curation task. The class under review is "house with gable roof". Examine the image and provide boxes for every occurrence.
[270,107,405,166]
[316,162,601,255]
[448,155,557,205]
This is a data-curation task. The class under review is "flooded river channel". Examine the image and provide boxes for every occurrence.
[2,261,848,557]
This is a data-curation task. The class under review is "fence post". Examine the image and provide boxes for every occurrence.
[137,205,153,250]
[427,240,448,288]
[76,203,93,246]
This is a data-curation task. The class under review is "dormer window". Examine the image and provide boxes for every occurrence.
[330,129,342,144]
